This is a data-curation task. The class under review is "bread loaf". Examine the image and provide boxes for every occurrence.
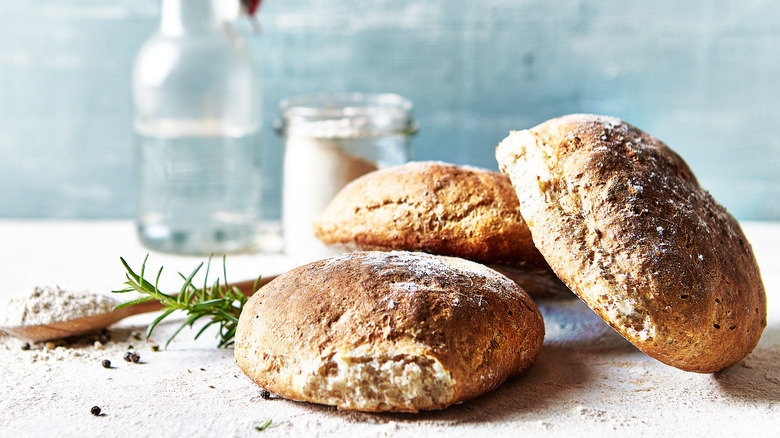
[313,161,571,298]
[496,114,767,373]
[234,251,545,412]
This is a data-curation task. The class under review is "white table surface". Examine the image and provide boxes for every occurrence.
[0,220,778,437]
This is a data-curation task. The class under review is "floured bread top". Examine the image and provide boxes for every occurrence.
[234,251,545,412]
[312,161,572,298]
[496,114,766,373]
[314,161,547,268]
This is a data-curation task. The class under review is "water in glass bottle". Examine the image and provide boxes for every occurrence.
[132,0,263,255]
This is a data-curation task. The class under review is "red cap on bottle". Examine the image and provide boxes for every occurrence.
[242,0,261,15]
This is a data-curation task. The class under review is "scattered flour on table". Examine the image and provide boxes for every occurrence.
[0,286,119,326]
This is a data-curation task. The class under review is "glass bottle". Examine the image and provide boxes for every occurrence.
[132,0,262,255]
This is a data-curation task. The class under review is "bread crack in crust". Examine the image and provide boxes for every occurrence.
[235,251,545,412]
[496,114,766,373]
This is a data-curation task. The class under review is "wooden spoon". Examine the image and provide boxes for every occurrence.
[0,276,276,343]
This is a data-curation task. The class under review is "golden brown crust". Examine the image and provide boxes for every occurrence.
[496,114,767,373]
[234,251,545,412]
[313,161,571,298]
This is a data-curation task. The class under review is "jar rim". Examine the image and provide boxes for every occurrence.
[275,92,418,138]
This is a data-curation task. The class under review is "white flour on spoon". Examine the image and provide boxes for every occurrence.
[0,286,118,327]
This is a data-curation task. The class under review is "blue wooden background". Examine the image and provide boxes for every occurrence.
[1,0,779,220]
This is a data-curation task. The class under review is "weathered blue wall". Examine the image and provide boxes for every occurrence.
[1,0,779,220]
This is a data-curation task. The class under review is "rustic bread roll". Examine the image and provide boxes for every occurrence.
[234,251,545,412]
[313,161,571,298]
[496,114,767,373]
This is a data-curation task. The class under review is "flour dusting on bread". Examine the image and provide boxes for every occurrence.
[235,251,545,412]
[497,114,766,373]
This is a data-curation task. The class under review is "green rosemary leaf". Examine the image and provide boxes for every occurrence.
[194,320,218,340]
[220,326,237,344]
[165,313,202,348]
[178,262,204,302]
[120,276,153,296]
[203,254,213,293]
[190,298,230,312]
[119,257,142,285]
[154,265,164,295]
[114,296,155,309]
[139,254,148,286]
[147,308,177,339]
[208,278,220,300]
[195,273,207,303]
[255,419,272,431]
[222,254,230,292]
[234,284,249,300]
[218,339,233,349]
[215,309,240,324]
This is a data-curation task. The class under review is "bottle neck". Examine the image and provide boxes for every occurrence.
[160,0,221,36]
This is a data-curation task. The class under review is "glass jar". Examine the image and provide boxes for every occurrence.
[132,0,262,255]
[276,92,418,261]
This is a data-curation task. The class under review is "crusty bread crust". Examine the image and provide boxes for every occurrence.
[496,114,767,373]
[313,161,571,298]
[234,251,545,412]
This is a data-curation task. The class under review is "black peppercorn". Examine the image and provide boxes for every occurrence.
[90,406,102,416]
[98,329,111,344]
[259,389,281,400]
[21,342,31,351]
[123,351,140,363]
[101,359,111,369]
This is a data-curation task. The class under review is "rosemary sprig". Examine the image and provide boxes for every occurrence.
[113,254,259,348]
